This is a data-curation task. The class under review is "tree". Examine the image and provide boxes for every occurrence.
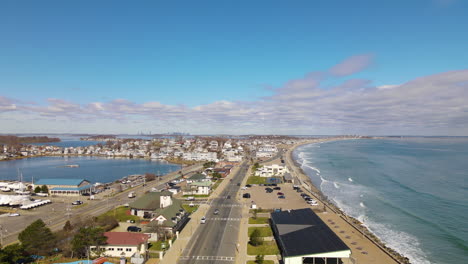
[34,186,42,193]
[145,173,156,182]
[212,172,222,179]
[0,243,31,264]
[72,227,107,258]
[255,255,265,264]
[18,219,55,255]
[63,220,73,232]
[249,229,262,246]
[41,185,49,193]
[203,161,216,168]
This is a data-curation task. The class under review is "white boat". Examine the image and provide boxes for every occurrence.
[0,187,11,192]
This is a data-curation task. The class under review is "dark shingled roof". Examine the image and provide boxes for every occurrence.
[271,208,350,257]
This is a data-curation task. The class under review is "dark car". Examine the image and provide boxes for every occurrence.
[273,187,281,190]
[127,226,141,232]
[265,188,273,193]
[237,183,241,186]
[278,195,285,199]
[277,192,284,196]
[243,193,251,198]
[245,184,252,188]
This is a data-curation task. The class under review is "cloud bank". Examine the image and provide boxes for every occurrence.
[1,54,468,135]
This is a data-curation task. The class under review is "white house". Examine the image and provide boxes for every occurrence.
[255,164,289,177]
[91,232,149,258]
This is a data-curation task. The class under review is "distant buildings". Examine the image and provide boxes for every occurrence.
[255,164,290,177]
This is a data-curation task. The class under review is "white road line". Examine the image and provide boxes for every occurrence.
[207,217,241,221]
[179,256,235,261]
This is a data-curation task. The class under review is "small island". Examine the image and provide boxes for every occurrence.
[0,135,61,145]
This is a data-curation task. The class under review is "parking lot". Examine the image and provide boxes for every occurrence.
[240,182,322,210]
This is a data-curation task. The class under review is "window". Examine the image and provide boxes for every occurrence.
[117,248,123,251]
[126,248,132,251]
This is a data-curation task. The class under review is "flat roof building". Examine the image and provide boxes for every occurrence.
[271,208,351,264]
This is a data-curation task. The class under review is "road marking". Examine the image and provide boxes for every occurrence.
[179,256,235,261]
[207,217,241,221]
[219,204,243,207]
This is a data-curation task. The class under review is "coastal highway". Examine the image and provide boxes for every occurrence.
[0,164,202,246]
[178,162,249,264]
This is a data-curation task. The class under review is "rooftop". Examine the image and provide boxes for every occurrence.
[35,178,89,186]
[271,208,350,257]
[104,232,149,246]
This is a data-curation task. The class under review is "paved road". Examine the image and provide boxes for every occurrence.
[178,162,249,264]
[0,164,202,246]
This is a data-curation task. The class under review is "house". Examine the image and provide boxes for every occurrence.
[130,191,189,236]
[34,178,92,196]
[271,208,351,264]
[184,181,212,195]
[90,232,149,258]
[255,164,290,177]
[186,173,210,183]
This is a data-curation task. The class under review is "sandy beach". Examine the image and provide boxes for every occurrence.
[284,139,409,264]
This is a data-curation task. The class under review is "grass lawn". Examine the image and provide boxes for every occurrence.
[182,194,210,198]
[182,204,199,214]
[249,217,269,224]
[98,206,139,222]
[247,261,274,264]
[247,241,280,255]
[249,208,273,213]
[149,240,170,251]
[248,226,273,237]
[212,179,222,190]
[246,176,267,185]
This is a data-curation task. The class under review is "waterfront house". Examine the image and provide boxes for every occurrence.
[271,208,351,264]
[34,178,92,196]
[255,164,290,177]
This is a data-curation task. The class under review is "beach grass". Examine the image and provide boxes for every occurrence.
[247,241,280,255]
[249,217,269,224]
[248,226,273,237]
[246,176,267,185]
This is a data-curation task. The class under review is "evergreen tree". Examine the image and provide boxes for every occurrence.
[0,243,31,264]
[41,185,49,193]
[255,255,265,264]
[34,186,42,193]
[18,219,55,255]
[71,227,107,258]
[63,220,73,232]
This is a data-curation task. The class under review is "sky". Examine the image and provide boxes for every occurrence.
[1,0,467,135]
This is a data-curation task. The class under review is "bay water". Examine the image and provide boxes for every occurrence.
[294,138,468,264]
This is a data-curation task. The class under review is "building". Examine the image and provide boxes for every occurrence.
[184,181,212,195]
[34,178,92,196]
[90,232,149,258]
[130,191,189,236]
[271,208,351,264]
[255,164,290,177]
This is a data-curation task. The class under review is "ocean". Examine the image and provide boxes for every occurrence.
[0,156,181,184]
[294,138,468,264]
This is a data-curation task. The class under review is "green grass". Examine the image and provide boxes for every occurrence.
[249,217,269,224]
[248,227,273,237]
[98,206,139,222]
[247,241,280,255]
[182,194,210,198]
[150,240,170,251]
[247,261,274,264]
[249,208,273,213]
[246,176,267,185]
[182,204,199,214]
[212,179,222,190]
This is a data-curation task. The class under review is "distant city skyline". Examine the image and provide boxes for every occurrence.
[1,0,467,135]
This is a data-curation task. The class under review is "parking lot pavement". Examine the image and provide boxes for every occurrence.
[241,183,322,210]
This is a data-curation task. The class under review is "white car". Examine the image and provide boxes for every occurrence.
[9,213,20,217]
[200,216,206,224]
[241,186,248,190]
[308,200,319,206]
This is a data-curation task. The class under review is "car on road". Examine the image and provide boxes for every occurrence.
[8,213,20,217]
[214,209,219,215]
[201,217,206,224]
[237,183,241,186]
[127,226,141,232]
[278,195,286,199]
[72,200,83,205]
[277,192,284,196]
[186,196,195,201]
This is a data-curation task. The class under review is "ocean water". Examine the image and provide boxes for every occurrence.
[294,138,468,264]
[0,156,181,184]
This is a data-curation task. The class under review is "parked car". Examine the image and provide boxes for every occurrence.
[72,200,83,205]
[243,193,251,198]
[186,196,195,201]
[201,217,206,224]
[278,195,286,199]
[8,213,20,217]
[214,209,219,215]
[127,226,141,232]
[245,184,252,188]
[308,200,319,206]
[277,192,284,196]
[126,219,136,223]
[273,187,281,190]
[265,188,273,193]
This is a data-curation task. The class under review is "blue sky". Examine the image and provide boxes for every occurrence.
[1,0,467,135]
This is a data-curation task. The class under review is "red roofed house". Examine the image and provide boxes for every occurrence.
[90,232,149,258]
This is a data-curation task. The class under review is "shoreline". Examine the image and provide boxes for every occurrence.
[287,139,410,264]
